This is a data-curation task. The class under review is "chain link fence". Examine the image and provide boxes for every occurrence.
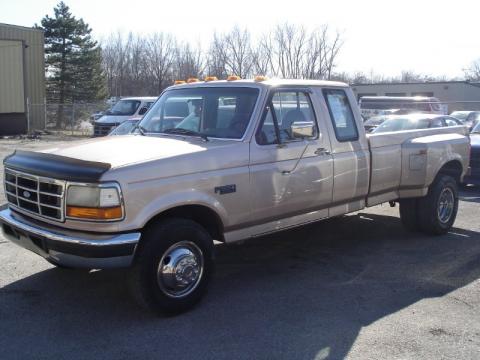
[28,101,110,136]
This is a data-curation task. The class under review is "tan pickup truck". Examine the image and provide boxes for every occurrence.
[0,79,470,314]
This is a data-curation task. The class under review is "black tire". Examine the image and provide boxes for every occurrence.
[46,259,76,269]
[418,175,458,235]
[399,198,420,231]
[128,218,214,315]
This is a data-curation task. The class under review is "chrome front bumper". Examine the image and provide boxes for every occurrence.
[0,207,141,269]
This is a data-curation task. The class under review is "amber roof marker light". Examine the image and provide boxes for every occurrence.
[254,75,268,82]
[204,76,218,82]
[186,78,200,83]
[227,75,241,81]
[174,80,186,85]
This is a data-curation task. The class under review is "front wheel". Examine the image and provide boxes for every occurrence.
[418,175,459,235]
[128,218,214,315]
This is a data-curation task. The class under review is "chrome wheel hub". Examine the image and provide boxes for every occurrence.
[437,187,454,224]
[157,241,203,298]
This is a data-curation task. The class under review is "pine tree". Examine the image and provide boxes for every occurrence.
[38,1,106,127]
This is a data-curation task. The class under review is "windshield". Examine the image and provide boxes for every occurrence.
[373,117,435,133]
[450,112,468,121]
[472,121,480,133]
[109,120,139,135]
[108,100,141,116]
[139,87,259,139]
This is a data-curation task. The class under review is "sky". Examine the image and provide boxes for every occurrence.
[1,0,479,78]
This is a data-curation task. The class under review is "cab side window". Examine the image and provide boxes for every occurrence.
[430,118,443,128]
[257,91,317,145]
[323,89,358,142]
[444,118,458,127]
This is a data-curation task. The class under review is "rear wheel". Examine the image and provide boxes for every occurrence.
[418,175,458,235]
[128,218,214,315]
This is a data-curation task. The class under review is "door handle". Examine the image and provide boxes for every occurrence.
[314,147,331,156]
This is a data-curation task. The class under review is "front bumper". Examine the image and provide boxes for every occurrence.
[0,207,141,269]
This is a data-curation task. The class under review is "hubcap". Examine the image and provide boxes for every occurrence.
[437,187,455,224]
[157,241,203,298]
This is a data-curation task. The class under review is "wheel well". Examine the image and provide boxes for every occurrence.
[144,205,225,242]
[437,160,463,183]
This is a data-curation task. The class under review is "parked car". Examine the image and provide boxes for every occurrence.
[372,114,462,133]
[90,111,104,122]
[363,109,425,132]
[364,115,388,132]
[462,121,480,185]
[108,119,140,136]
[359,96,444,120]
[450,111,480,130]
[93,97,157,136]
[0,78,470,315]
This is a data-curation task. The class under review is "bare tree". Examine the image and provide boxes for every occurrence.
[270,23,308,78]
[100,22,345,97]
[252,35,272,76]
[145,32,176,94]
[465,59,480,81]
[223,26,254,78]
[175,42,204,80]
[205,33,225,79]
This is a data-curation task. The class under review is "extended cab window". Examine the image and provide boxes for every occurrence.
[257,91,317,145]
[323,89,358,142]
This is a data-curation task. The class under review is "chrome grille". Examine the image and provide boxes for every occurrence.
[4,168,65,221]
[94,123,116,136]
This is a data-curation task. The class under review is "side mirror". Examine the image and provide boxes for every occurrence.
[291,121,315,139]
[138,107,148,115]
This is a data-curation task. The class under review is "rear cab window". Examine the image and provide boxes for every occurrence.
[323,89,358,142]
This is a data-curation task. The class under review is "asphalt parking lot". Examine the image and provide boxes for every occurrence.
[0,138,479,360]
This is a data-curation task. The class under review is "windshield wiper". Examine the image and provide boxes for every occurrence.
[163,128,209,141]
[134,124,147,136]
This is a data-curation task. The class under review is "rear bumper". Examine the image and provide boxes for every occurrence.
[0,207,141,269]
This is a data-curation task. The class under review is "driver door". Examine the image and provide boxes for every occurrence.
[249,89,334,225]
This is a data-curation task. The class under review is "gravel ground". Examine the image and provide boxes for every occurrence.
[0,138,479,360]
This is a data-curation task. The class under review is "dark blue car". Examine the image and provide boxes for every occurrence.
[464,122,480,185]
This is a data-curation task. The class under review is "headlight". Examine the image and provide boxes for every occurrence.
[66,183,123,220]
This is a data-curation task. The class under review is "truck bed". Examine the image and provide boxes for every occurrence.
[366,125,470,206]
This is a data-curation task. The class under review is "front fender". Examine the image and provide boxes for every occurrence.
[133,189,229,229]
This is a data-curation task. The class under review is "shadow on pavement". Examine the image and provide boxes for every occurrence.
[459,185,480,203]
[1,212,480,359]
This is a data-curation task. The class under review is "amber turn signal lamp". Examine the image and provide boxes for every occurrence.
[66,206,123,220]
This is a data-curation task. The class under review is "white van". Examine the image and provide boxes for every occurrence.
[93,97,157,136]
[359,96,445,120]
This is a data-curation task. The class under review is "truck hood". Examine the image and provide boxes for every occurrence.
[38,135,233,168]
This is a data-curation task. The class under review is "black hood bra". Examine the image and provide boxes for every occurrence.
[3,150,111,183]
